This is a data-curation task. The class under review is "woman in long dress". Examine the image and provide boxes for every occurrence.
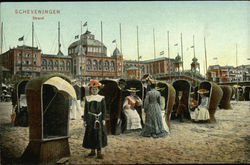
[122,88,142,131]
[190,88,210,122]
[141,80,168,138]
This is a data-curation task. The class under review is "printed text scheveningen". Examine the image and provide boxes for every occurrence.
[15,9,60,15]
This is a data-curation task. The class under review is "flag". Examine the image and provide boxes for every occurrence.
[174,43,178,46]
[75,35,79,39]
[83,21,87,27]
[112,40,116,43]
[139,56,142,59]
[160,51,164,55]
[213,57,218,60]
[190,45,194,48]
[18,36,24,41]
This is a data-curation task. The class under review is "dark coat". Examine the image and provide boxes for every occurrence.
[82,95,107,149]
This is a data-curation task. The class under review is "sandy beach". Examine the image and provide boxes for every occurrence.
[1,100,250,164]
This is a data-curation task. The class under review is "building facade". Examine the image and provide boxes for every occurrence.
[68,30,123,83]
[207,65,250,83]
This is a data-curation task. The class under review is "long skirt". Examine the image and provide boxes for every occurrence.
[161,110,169,133]
[190,105,210,121]
[123,109,142,130]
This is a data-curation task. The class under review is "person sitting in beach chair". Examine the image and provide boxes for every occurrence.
[122,88,142,131]
[190,88,210,122]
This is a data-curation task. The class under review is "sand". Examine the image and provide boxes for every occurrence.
[1,101,250,164]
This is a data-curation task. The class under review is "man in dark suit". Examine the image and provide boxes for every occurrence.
[175,91,188,122]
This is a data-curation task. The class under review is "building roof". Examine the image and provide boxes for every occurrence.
[16,45,40,50]
[69,30,106,48]
[127,66,139,70]
[125,57,175,64]
[112,47,121,57]
[41,54,72,59]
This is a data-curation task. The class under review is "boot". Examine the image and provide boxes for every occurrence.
[87,149,95,157]
[97,150,104,159]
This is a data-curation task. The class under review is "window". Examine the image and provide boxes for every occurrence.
[87,59,92,70]
[41,59,47,70]
[34,61,37,65]
[60,60,65,71]
[105,61,109,71]
[93,60,98,70]
[19,53,22,57]
[66,61,71,71]
[26,53,30,57]
[110,61,115,71]
[99,60,102,70]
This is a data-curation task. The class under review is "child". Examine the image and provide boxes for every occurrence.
[82,80,107,159]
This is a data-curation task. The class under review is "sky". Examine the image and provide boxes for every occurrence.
[1,1,249,75]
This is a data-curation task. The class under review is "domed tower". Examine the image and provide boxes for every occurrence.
[68,30,107,79]
[112,47,123,78]
[191,56,200,74]
[174,53,183,75]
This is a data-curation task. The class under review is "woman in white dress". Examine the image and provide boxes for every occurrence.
[190,88,210,122]
[123,88,142,131]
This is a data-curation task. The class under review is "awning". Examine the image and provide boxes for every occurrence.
[44,77,76,99]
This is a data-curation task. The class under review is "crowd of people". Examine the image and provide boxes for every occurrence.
[80,78,212,159]
[2,77,211,160]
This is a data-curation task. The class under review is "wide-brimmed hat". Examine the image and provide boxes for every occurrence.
[127,87,140,92]
[197,88,209,94]
[155,86,165,91]
[148,78,157,84]
[88,80,104,88]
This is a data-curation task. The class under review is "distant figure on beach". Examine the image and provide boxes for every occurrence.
[123,87,142,131]
[141,80,168,138]
[190,88,210,122]
[71,82,83,120]
[82,80,107,159]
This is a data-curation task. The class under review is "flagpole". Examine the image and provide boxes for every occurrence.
[32,22,34,78]
[1,22,3,54]
[153,28,156,76]
[236,44,238,102]
[101,21,104,80]
[120,23,123,78]
[181,33,184,75]
[137,26,140,79]
[204,36,208,79]
[167,31,171,82]
[81,21,83,86]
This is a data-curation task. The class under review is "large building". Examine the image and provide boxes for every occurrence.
[68,30,123,83]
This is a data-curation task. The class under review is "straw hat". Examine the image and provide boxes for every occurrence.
[88,80,104,88]
[148,78,157,84]
[197,88,209,94]
[155,86,165,91]
[127,87,140,92]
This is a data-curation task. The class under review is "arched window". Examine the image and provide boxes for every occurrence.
[54,60,59,71]
[99,60,102,70]
[60,60,65,71]
[87,59,92,70]
[66,61,71,71]
[105,60,109,71]
[41,59,47,70]
[93,60,98,70]
[110,61,115,71]
[48,60,53,71]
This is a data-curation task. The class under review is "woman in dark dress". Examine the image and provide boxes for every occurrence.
[82,80,107,159]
